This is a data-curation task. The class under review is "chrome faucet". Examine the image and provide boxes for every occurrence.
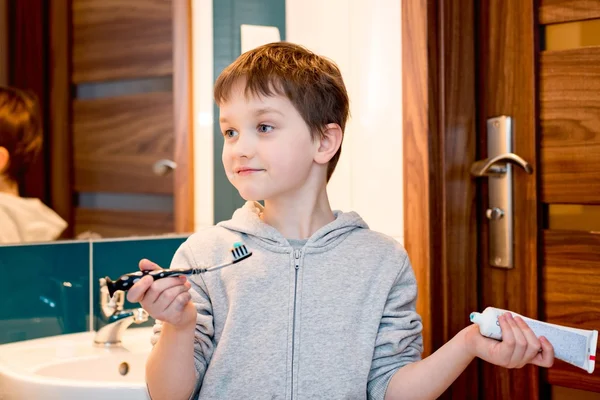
[94,278,149,347]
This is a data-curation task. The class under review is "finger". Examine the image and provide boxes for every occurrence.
[139,258,162,271]
[496,313,517,367]
[530,336,555,368]
[164,291,193,315]
[144,276,189,305]
[127,275,155,303]
[153,284,192,316]
[498,313,515,347]
[488,314,511,366]
[514,316,542,364]
[505,313,527,367]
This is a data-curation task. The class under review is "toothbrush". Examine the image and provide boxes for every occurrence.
[103,242,252,297]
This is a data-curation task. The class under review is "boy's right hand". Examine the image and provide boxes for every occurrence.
[127,258,197,330]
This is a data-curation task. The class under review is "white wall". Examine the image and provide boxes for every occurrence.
[286,0,403,242]
[191,0,403,242]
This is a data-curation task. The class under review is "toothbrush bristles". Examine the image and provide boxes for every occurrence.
[231,243,252,263]
[194,243,252,274]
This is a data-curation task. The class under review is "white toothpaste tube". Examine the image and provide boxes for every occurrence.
[470,306,598,374]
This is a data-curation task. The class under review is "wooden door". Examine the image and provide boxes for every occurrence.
[476,0,540,398]
[403,0,600,399]
[477,0,600,398]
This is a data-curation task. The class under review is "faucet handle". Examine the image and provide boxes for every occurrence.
[99,278,125,316]
[134,308,149,323]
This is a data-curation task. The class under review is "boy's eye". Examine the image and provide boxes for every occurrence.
[224,129,238,139]
[258,124,274,133]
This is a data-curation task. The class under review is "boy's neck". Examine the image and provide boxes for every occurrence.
[261,187,335,240]
[0,176,19,196]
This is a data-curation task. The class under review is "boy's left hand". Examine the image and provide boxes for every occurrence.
[466,312,555,369]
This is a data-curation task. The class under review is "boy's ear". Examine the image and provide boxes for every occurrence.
[0,147,9,173]
[314,123,343,165]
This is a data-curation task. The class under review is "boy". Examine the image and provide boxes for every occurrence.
[128,42,554,400]
[0,86,67,243]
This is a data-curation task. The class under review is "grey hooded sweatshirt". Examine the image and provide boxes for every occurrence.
[151,201,423,400]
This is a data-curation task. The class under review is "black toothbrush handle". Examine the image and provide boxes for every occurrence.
[104,243,252,297]
[104,268,196,297]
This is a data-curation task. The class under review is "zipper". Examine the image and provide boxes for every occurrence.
[291,249,300,400]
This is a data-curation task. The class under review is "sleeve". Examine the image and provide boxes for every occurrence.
[150,239,215,399]
[367,252,424,400]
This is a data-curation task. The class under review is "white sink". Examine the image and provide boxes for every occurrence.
[0,327,153,400]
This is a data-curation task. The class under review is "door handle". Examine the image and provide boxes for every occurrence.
[470,153,533,177]
[153,159,177,176]
[471,116,533,269]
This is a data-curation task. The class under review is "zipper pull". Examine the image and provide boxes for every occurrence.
[294,249,300,269]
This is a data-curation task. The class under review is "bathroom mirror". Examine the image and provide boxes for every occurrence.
[1,1,192,245]
[2,0,403,247]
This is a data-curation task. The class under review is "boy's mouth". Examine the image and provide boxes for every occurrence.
[236,167,265,176]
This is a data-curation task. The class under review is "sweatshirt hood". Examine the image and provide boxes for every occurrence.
[217,201,368,252]
[0,193,68,243]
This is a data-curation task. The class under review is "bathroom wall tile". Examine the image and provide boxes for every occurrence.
[0,241,90,344]
[91,236,188,330]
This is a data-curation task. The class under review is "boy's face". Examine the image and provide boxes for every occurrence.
[219,79,319,202]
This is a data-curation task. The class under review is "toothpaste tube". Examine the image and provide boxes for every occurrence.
[470,306,598,374]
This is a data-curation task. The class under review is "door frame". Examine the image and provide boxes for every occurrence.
[402,0,479,398]
[173,0,195,234]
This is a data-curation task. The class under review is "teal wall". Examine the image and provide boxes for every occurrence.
[213,0,286,223]
[0,236,187,344]
[0,242,90,343]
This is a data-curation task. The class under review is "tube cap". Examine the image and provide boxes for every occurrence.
[470,312,483,324]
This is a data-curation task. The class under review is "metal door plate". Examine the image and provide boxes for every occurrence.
[487,116,513,268]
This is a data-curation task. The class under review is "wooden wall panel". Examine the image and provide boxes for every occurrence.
[0,0,7,86]
[543,230,600,391]
[540,47,600,204]
[72,0,173,83]
[75,208,174,238]
[73,92,174,194]
[8,0,49,202]
[540,0,600,24]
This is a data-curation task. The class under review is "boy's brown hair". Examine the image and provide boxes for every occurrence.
[0,86,43,182]
[214,42,350,182]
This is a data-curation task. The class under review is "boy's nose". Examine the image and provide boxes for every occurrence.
[231,132,256,158]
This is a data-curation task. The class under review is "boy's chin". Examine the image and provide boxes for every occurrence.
[235,185,282,203]
[237,190,265,202]
[240,195,264,202]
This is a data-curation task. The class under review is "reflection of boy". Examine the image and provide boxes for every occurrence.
[128,43,554,400]
[0,86,66,243]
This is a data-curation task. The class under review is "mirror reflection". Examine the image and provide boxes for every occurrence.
[0,87,67,243]
[0,0,192,244]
